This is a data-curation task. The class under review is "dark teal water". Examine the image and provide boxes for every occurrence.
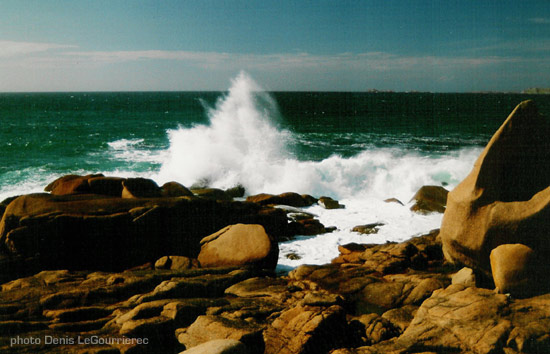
[274,92,549,159]
[1,90,549,200]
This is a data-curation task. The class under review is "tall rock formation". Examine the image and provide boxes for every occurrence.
[440,100,550,289]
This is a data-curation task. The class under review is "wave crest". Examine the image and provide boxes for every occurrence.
[156,72,479,201]
[157,71,292,190]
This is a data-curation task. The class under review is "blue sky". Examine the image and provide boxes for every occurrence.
[1,0,549,92]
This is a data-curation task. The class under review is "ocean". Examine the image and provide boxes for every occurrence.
[2,72,549,270]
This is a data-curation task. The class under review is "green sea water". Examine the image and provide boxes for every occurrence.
[3,76,550,266]
[1,88,549,200]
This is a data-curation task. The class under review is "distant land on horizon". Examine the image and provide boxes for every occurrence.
[522,88,550,94]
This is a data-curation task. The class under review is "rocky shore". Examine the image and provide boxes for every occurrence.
[1,100,549,353]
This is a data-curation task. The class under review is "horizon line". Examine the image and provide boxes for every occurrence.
[0,89,541,95]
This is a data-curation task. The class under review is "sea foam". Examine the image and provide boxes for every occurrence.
[0,73,481,269]
[152,72,480,268]
[156,71,292,190]
[107,138,167,165]
[155,72,478,201]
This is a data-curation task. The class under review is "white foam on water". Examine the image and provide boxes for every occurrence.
[0,178,46,201]
[271,149,479,267]
[0,168,89,201]
[107,138,168,164]
[107,138,144,150]
[155,71,292,190]
[155,72,480,200]
[151,72,481,269]
[277,198,444,269]
[1,72,482,270]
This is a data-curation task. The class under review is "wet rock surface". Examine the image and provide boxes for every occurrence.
[246,192,317,208]
[317,196,344,210]
[409,185,449,214]
[351,223,384,235]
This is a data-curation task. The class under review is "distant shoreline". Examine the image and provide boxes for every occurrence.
[522,88,550,94]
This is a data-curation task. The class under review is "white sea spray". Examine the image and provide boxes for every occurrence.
[150,72,481,269]
[0,73,483,270]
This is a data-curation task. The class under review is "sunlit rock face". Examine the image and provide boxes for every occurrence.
[440,100,550,288]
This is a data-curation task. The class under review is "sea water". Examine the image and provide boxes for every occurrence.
[1,72,549,269]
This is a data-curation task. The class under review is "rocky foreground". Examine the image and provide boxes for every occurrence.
[1,229,549,354]
[0,100,549,353]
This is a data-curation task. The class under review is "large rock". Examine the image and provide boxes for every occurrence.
[44,174,101,195]
[290,218,327,236]
[246,192,317,207]
[0,196,18,222]
[409,185,448,214]
[225,185,246,199]
[440,101,550,279]
[198,224,278,270]
[490,243,543,296]
[161,181,194,197]
[121,177,162,198]
[0,193,288,274]
[318,196,343,209]
[45,174,126,196]
[87,176,126,196]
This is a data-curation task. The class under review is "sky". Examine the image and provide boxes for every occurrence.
[0,0,549,92]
